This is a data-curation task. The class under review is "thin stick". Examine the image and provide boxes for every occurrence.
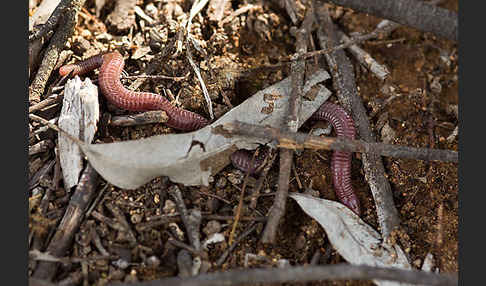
[108,111,169,127]
[121,73,189,82]
[250,149,277,209]
[168,186,201,252]
[214,122,458,163]
[29,0,70,42]
[228,150,259,245]
[29,0,86,103]
[261,5,313,244]
[316,5,400,238]
[215,222,259,266]
[107,263,457,286]
[32,163,99,281]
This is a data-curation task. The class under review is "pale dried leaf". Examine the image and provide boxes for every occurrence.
[289,193,413,286]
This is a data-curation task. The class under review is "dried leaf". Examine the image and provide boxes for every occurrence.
[289,192,413,286]
[80,70,330,189]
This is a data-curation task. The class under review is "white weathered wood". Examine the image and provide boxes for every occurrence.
[58,76,99,189]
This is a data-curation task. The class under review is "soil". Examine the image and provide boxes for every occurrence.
[28,0,458,285]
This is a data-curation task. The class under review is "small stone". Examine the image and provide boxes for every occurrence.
[227,170,244,185]
[130,213,142,224]
[112,258,130,269]
[168,222,185,241]
[429,77,442,94]
[145,3,158,19]
[72,37,91,56]
[80,29,92,38]
[216,177,227,188]
[203,220,222,236]
[208,175,214,183]
[163,199,176,213]
[381,123,396,144]
[146,255,161,268]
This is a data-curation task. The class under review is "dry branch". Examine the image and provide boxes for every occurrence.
[32,163,99,281]
[106,263,457,286]
[215,122,458,163]
[316,6,400,238]
[29,0,86,104]
[169,186,202,252]
[108,111,168,127]
[319,0,457,41]
[29,0,69,41]
[261,5,313,244]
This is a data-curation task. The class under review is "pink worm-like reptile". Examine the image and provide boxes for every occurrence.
[231,102,360,215]
[59,51,360,215]
[59,51,209,131]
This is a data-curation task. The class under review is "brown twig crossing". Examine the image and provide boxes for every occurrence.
[214,122,458,163]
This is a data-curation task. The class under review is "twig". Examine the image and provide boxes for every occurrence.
[261,5,313,244]
[29,114,85,147]
[29,93,63,113]
[250,149,277,209]
[289,20,400,63]
[29,139,55,156]
[85,183,110,217]
[319,0,457,41]
[29,0,86,104]
[106,263,457,286]
[122,73,189,82]
[337,30,390,80]
[169,186,201,252]
[135,213,265,232]
[214,122,458,163]
[168,239,202,257]
[215,222,259,266]
[32,163,99,281]
[228,150,259,245]
[104,201,138,246]
[29,0,70,41]
[316,5,400,237]
[219,4,257,26]
[29,159,56,190]
[29,249,113,264]
[108,111,169,127]
[205,214,266,222]
[90,211,128,232]
[186,36,214,120]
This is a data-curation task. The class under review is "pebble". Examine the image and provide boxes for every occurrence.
[227,170,244,185]
[215,177,227,188]
[130,213,142,224]
[146,255,161,268]
[203,220,222,236]
[163,199,176,213]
